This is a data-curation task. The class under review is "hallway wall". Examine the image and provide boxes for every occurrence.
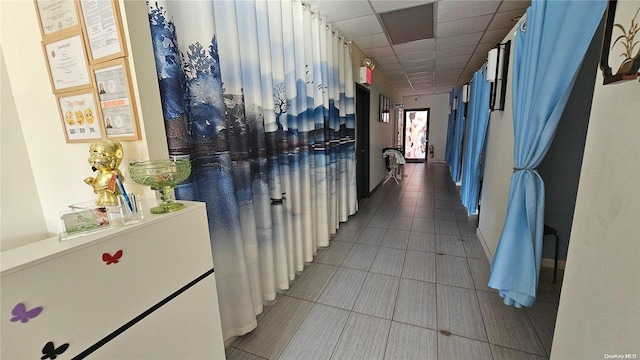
[551,48,640,360]
[350,45,400,192]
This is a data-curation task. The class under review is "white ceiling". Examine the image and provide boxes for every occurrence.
[306,0,530,96]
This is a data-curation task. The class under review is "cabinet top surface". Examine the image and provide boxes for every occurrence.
[1,200,206,275]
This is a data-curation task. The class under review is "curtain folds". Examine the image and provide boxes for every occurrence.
[450,95,466,182]
[444,90,455,166]
[488,0,607,308]
[147,0,357,340]
[460,65,491,215]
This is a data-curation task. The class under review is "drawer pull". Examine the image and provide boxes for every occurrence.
[10,303,43,323]
[102,250,123,265]
[41,341,69,360]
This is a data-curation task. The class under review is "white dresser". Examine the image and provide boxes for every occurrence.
[1,201,226,360]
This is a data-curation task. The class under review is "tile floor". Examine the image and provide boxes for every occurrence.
[226,162,562,360]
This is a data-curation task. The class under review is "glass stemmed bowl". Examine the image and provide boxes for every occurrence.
[128,158,191,214]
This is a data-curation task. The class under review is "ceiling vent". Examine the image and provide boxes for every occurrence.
[379,3,435,44]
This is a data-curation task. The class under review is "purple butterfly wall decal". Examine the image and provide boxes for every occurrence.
[10,303,43,323]
[41,341,69,360]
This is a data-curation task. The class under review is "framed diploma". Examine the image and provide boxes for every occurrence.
[79,0,127,64]
[56,89,104,143]
[33,0,82,38]
[42,31,92,93]
[91,58,140,140]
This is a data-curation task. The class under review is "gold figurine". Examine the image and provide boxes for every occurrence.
[84,140,124,206]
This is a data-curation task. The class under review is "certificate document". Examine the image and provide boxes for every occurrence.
[80,0,123,60]
[94,63,135,137]
[36,0,79,36]
[44,34,91,91]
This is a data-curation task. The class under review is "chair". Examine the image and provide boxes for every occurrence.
[543,224,560,284]
[382,148,406,184]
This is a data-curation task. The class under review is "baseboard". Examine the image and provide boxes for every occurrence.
[541,257,566,270]
[475,227,494,264]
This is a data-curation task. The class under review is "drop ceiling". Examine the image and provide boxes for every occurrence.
[306,0,530,96]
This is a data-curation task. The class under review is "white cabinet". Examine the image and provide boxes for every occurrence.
[1,201,225,360]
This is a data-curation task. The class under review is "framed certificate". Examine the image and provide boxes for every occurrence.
[33,0,82,38]
[79,0,127,63]
[91,58,140,140]
[42,31,92,93]
[56,89,104,143]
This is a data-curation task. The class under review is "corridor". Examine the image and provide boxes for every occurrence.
[226,162,561,360]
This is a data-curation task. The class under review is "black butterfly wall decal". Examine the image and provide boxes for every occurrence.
[41,341,69,360]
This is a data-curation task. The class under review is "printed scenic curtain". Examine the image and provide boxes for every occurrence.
[147,0,357,339]
[488,0,606,307]
[460,65,491,215]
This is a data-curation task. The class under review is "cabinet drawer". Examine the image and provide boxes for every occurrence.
[88,274,225,360]
[1,205,214,359]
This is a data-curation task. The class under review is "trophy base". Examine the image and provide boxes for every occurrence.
[150,202,185,214]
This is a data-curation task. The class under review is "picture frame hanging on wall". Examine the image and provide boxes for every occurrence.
[91,58,140,140]
[600,0,640,84]
[79,0,128,64]
[56,88,104,143]
[42,31,92,94]
[33,0,82,38]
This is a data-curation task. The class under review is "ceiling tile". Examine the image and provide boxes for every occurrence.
[405,67,434,75]
[309,0,375,22]
[480,28,511,44]
[371,0,435,13]
[498,0,531,13]
[332,15,385,38]
[436,14,493,37]
[371,55,400,65]
[379,3,435,44]
[377,62,403,71]
[436,45,476,58]
[401,59,436,69]
[437,0,500,22]
[487,9,525,30]
[392,39,435,53]
[435,55,469,67]
[364,46,396,59]
[435,62,466,71]
[435,32,483,49]
[398,50,435,63]
[350,33,390,49]
[435,68,463,78]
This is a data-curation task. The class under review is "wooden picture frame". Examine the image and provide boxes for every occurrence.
[42,30,92,94]
[600,0,640,84]
[91,58,140,140]
[33,0,82,38]
[56,88,104,143]
[79,0,128,64]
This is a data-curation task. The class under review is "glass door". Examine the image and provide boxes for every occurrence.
[404,109,429,160]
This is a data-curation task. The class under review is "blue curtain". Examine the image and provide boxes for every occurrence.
[444,90,455,165]
[488,0,607,308]
[461,65,491,215]
[450,95,466,182]
[147,0,357,339]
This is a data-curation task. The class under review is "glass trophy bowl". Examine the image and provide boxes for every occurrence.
[129,158,191,214]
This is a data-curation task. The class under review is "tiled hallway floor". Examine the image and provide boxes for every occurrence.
[226,163,561,360]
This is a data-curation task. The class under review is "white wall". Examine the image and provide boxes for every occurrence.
[0,48,49,251]
[350,45,400,191]
[476,25,517,260]
[551,66,640,358]
[0,0,163,241]
[402,93,450,163]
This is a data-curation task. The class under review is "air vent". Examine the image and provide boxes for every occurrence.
[379,4,435,44]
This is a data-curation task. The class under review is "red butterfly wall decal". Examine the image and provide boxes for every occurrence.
[102,250,123,265]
